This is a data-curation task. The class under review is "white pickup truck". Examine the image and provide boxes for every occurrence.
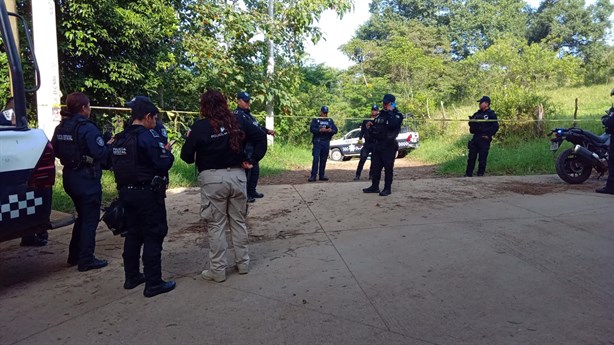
[329,117,420,161]
[0,2,70,243]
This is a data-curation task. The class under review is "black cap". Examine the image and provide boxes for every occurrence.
[382,94,395,104]
[321,106,329,113]
[126,96,159,118]
[477,96,491,103]
[371,104,379,111]
[237,91,251,101]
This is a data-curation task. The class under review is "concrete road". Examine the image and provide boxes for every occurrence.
[1,175,612,345]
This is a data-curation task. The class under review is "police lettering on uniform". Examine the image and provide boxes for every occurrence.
[180,89,267,283]
[51,92,110,271]
[233,91,273,203]
[596,88,614,195]
[112,96,176,298]
[354,104,380,181]
[465,96,499,177]
[363,94,404,196]
[308,106,338,182]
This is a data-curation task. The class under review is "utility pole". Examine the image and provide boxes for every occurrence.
[32,0,62,140]
[265,0,275,145]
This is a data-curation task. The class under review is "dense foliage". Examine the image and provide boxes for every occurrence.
[1,0,612,144]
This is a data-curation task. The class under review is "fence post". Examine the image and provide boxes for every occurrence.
[573,98,578,128]
[536,104,544,136]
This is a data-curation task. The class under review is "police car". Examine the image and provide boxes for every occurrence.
[0,3,71,243]
[329,125,420,161]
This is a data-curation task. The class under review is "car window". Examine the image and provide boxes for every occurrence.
[346,129,360,139]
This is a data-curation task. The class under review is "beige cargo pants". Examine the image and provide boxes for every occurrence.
[198,167,249,275]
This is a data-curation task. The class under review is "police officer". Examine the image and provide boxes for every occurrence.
[308,106,337,182]
[51,92,109,271]
[233,91,273,203]
[465,96,499,177]
[180,89,267,283]
[354,104,379,181]
[596,88,614,195]
[112,96,176,297]
[362,94,404,196]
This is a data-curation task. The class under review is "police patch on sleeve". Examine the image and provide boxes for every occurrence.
[149,129,160,138]
[96,136,105,147]
[161,128,168,138]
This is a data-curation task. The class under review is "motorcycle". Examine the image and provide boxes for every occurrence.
[549,125,610,184]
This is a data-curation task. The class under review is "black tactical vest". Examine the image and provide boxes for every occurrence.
[54,118,89,169]
[112,127,155,187]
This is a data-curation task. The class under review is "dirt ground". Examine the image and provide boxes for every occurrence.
[258,157,442,185]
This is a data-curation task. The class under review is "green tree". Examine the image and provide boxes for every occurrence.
[527,0,613,57]
[55,0,180,106]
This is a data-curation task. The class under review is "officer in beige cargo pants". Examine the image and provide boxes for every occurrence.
[180,89,267,282]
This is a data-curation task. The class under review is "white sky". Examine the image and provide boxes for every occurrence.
[305,0,603,69]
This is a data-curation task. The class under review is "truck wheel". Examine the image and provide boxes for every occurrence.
[330,148,344,161]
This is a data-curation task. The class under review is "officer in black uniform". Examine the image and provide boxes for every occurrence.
[308,106,337,182]
[51,92,110,271]
[112,96,176,298]
[465,96,499,177]
[233,91,273,203]
[354,104,379,181]
[596,88,614,195]
[362,94,404,196]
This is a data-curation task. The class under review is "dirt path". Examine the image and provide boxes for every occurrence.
[259,157,442,185]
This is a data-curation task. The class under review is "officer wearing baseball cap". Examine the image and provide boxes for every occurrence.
[354,104,380,181]
[308,105,337,182]
[362,94,404,196]
[233,91,274,202]
[113,95,176,297]
[465,95,499,177]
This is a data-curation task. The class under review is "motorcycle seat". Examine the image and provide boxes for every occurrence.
[580,130,609,144]
[570,128,610,145]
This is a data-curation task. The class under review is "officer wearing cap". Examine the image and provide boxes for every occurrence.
[596,88,614,194]
[233,91,273,202]
[465,96,499,177]
[112,96,176,297]
[362,94,404,196]
[51,92,111,270]
[180,89,267,283]
[354,104,380,181]
[308,106,338,182]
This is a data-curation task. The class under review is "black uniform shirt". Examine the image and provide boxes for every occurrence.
[468,109,499,137]
[180,115,267,172]
[359,119,373,142]
[234,107,269,134]
[369,108,404,145]
[132,124,174,176]
[309,117,338,142]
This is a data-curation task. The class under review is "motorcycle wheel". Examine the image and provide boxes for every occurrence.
[555,148,592,184]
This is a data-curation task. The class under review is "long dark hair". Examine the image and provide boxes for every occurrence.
[200,89,245,153]
[60,92,89,117]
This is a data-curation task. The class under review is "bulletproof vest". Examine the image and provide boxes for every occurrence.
[54,118,89,169]
[313,118,334,140]
[112,127,154,186]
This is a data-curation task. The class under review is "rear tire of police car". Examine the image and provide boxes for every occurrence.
[396,150,408,159]
[330,148,344,161]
